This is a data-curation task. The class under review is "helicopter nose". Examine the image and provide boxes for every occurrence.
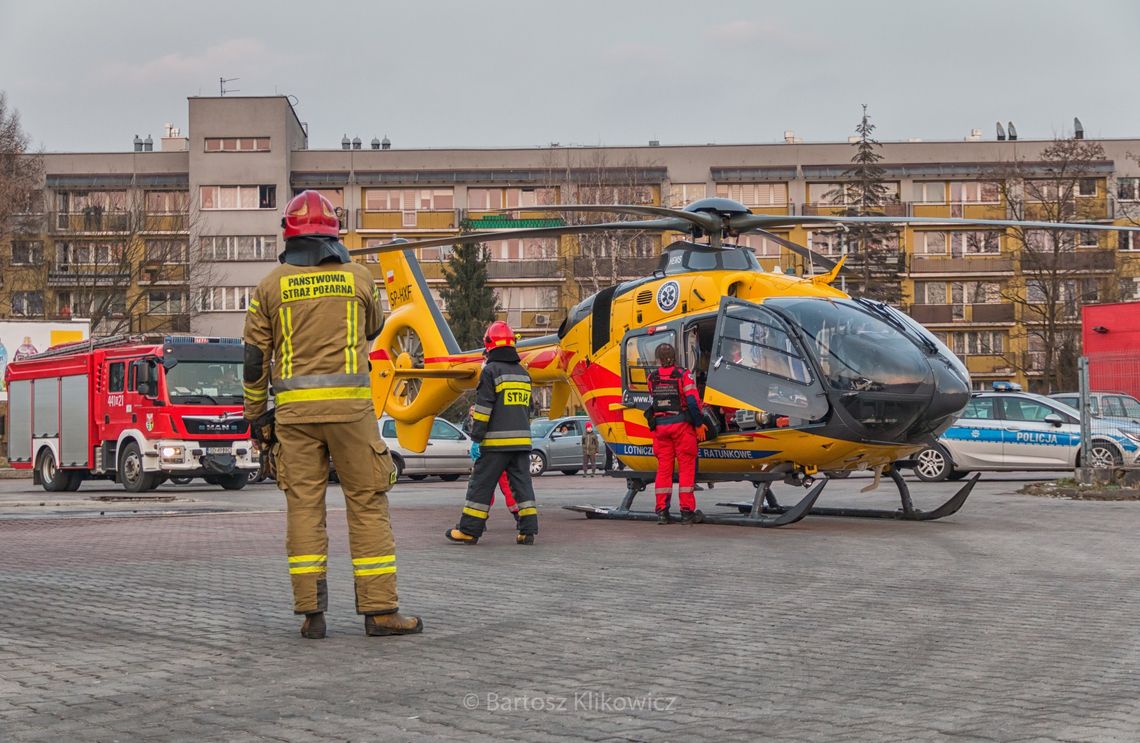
[918,356,972,437]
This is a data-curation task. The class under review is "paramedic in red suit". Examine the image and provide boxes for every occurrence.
[646,342,708,525]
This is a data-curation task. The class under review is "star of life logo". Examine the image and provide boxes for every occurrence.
[656,281,680,312]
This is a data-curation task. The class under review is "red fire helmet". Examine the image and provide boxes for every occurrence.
[282,190,340,239]
[483,320,517,351]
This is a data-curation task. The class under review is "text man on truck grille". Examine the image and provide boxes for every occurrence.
[243,190,422,640]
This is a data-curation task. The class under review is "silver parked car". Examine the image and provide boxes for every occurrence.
[1049,392,1140,423]
[378,416,473,481]
[528,416,603,476]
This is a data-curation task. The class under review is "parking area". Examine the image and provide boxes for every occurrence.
[3,472,1140,741]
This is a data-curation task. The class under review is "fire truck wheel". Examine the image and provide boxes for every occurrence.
[216,474,247,491]
[37,449,76,492]
[119,441,162,493]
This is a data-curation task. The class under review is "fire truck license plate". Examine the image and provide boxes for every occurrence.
[207,447,231,455]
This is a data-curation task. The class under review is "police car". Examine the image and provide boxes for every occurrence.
[912,382,1140,482]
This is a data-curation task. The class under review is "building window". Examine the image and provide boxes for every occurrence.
[915,281,947,304]
[1117,177,1140,201]
[145,191,189,213]
[11,291,44,317]
[199,286,253,312]
[949,181,999,203]
[1077,178,1098,198]
[491,238,558,261]
[58,291,126,318]
[148,291,188,315]
[734,233,783,257]
[808,182,898,206]
[364,188,454,211]
[913,182,946,204]
[951,281,1001,304]
[947,331,1005,356]
[1120,232,1140,252]
[145,240,189,264]
[493,286,560,311]
[914,232,948,255]
[714,183,788,207]
[201,235,277,261]
[199,185,276,210]
[667,183,707,207]
[807,230,844,256]
[204,137,271,152]
[56,190,127,213]
[949,231,1000,255]
[55,242,126,265]
[11,241,43,265]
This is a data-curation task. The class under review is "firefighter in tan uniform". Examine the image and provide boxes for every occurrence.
[243,190,422,640]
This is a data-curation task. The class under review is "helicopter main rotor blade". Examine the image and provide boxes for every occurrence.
[737,213,1140,233]
[504,204,719,231]
[346,217,693,257]
[742,228,838,271]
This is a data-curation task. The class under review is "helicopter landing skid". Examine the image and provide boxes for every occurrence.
[719,469,980,521]
[562,472,827,528]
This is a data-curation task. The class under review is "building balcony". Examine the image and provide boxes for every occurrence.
[907,303,1015,324]
[47,268,132,288]
[355,209,459,231]
[1021,249,1115,272]
[908,255,1015,274]
[910,203,1006,220]
[488,260,562,279]
[139,212,190,233]
[50,211,132,234]
[800,202,909,217]
[10,212,47,235]
[572,256,659,278]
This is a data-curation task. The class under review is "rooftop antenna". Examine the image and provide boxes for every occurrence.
[220,76,240,96]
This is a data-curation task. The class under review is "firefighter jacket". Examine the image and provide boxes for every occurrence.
[646,365,702,429]
[469,346,533,452]
[243,256,382,424]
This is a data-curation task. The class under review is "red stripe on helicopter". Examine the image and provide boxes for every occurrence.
[369,349,390,361]
[423,354,483,364]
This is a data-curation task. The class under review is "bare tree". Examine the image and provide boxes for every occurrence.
[0,93,43,245]
[992,136,1112,392]
[541,148,661,299]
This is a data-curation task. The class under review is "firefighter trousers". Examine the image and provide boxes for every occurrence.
[275,414,401,616]
[458,450,537,538]
[653,421,698,512]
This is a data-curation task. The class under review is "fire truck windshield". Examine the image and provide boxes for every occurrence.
[164,361,244,404]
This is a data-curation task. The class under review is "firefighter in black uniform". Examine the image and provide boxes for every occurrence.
[446,321,539,545]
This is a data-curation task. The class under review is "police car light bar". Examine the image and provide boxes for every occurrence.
[163,336,243,345]
[992,381,1023,392]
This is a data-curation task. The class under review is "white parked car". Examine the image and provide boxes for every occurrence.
[912,389,1140,481]
[378,416,473,481]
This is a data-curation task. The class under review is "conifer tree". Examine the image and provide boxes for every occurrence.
[440,234,499,350]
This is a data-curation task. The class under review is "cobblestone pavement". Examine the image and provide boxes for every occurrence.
[2,475,1140,742]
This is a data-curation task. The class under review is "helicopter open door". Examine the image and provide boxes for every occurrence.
[702,297,829,422]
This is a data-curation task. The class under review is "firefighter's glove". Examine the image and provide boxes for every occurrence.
[249,409,277,445]
[694,424,709,443]
[469,442,481,460]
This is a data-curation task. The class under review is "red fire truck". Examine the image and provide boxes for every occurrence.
[6,334,259,492]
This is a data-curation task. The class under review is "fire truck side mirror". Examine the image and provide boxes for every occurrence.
[133,359,157,398]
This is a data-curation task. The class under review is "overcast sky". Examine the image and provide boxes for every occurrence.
[2,0,1139,152]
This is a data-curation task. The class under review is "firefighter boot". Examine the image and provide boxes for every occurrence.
[680,509,705,525]
[516,532,535,545]
[445,527,478,545]
[300,612,326,640]
[365,612,424,636]
[656,509,671,525]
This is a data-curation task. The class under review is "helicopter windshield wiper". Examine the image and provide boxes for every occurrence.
[852,298,938,355]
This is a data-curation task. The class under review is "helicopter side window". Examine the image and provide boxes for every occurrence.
[721,249,759,271]
[623,330,677,392]
[721,308,812,385]
[684,251,718,271]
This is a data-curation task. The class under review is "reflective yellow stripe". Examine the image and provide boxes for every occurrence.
[472,411,490,422]
[288,554,327,562]
[495,381,531,393]
[517,507,538,517]
[248,298,261,314]
[279,307,294,379]
[244,385,267,401]
[463,506,489,519]
[481,438,532,447]
[354,566,397,576]
[345,301,357,374]
[352,555,395,566]
[289,566,327,574]
[276,386,374,404]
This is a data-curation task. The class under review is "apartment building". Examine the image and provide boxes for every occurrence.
[7,95,1140,391]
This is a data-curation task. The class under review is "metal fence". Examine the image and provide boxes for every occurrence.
[1077,352,1140,472]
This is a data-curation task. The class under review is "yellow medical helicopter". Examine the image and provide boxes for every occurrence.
[353,198,1138,527]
